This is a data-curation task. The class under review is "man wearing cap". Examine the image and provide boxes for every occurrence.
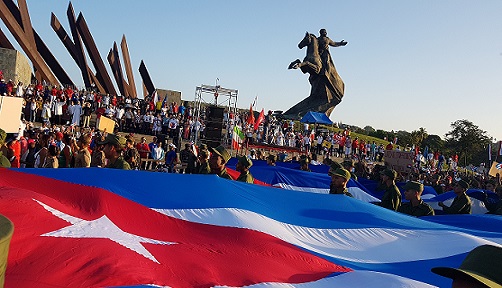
[180,143,196,174]
[100,134,130,170]
[431,244,502,287]
[165,143,178,173]
[266,154,276,166]
[378,168,401,211]
[0,128,11,168]
[439,180,472,214]
[328,165,353,197]
[298,155,311,172]
[483,180,502,215]
[342,159,357,181]
[208,145,232,180]
[398,181,434,217]
[195,149,211,174]
[236,156,254,183]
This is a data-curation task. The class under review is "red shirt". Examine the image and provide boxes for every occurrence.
[6,82,14,93]
[136,143,150,159]
[8,140,21,168]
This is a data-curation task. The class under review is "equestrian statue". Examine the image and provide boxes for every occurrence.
[284,29,347,119]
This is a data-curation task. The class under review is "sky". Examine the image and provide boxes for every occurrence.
[1,0,501,141]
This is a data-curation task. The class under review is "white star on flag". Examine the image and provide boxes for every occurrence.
[34,199,176,263]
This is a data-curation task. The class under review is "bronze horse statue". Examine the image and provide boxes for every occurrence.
[288,32,322,75]
[286,30,347,118]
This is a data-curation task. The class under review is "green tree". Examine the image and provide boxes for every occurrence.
[370,129,390,141]
[422,134,444,152]
[410,127,428,147]
[364,125,376,134]
[396,130,411,147]
[444,120,492,165]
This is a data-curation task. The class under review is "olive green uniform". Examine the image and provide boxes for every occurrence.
[217,169,233,180]
[442,193,472,214]
[196,162,211,174]
[380,184,402,211]
[236,170,254,183]
[107,156,131,170]
[494,205,502,215]
[0,151,11,168]
[398,200,435,217]
[329,187,353,197]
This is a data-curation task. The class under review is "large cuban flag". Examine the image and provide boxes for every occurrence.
[1,168,502,287]
[226,158,379,202]
[231,159,498,214]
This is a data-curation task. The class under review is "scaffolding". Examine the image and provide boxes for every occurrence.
[193,84,238,145]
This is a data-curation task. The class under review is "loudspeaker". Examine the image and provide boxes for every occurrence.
[202,139,220,148]
[205,121,223,130]
[207,105,224,121]
[205,129,222,140]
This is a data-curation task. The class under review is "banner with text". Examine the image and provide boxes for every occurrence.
[384,150,414,172]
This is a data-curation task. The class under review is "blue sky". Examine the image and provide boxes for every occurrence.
[2,1,501,141]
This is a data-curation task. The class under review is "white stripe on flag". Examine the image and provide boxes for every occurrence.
[153,207,502,263]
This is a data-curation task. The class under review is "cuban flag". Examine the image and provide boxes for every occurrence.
[1,168,502,287]
[226,158,379,202]
[228,159,498,216]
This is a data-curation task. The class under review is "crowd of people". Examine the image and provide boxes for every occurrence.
[1,79,501,217]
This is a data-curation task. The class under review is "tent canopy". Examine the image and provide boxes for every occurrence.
[300,111,333,125]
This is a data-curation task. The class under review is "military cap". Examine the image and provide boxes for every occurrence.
[209,145,230,163]
[381,168,397,180]
[403,181,424,193]
[328,162,343,174]
[329,167,351,180]
[0,128,6,146]
[237,155,253,168]
[456,179,469,190]
[98,133,127,148]
[432,245,502,288]
[342,159,355,167]
[199,143,208,151]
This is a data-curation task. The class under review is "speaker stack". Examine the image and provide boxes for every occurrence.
[203,105,225,148]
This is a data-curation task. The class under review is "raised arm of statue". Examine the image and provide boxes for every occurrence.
[332,40,348,47]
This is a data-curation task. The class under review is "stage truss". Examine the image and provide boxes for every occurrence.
[193,84,238,145]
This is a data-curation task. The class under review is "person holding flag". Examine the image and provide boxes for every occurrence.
[236,156,254,183]
[232,123,245,151]
[209,145,232,180]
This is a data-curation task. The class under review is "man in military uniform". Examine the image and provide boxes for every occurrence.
[342,159,357,181]
[99,133,130,170]
[378,168,401,211]
[439,180,472,214]
[398,181,434,217]
[208,145,232,180]
[266,154,276,166]
[299,158,311,172]
[0,128,11,168]
[432,244,502,287]
[328,165,353,197]
[236,156,254,183]
[196,149,211,174]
